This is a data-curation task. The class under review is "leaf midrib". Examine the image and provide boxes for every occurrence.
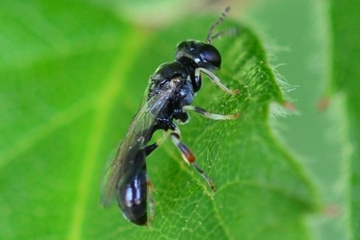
[66,29,146,239]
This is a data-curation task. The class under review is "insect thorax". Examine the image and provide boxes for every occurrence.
[148,61,196,130]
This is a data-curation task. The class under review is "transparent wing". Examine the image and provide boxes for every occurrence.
[100,88,174,207]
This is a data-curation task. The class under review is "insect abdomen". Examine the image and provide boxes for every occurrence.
[117,162,148,225]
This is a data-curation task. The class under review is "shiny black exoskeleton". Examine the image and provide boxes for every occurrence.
[101,6,238,226]
[148,41,222,129]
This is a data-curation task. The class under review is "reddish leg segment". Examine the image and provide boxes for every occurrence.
[169,129,216,192]
[146,178,155,224]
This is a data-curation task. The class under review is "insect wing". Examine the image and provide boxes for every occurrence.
[100,88,174,207]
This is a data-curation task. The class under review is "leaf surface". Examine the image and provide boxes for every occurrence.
[0,1,317,239]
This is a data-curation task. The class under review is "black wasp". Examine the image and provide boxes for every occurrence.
[101,7,239,226]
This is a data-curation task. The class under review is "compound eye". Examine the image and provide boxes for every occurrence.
[200,44,221,69]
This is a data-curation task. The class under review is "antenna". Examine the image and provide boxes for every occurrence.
[206,6,231,44]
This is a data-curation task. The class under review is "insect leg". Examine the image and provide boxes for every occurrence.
[195,67,239,95]
[143,131,173,224]
[169,128,216,191]
[144,131,171,156]
[182,105,239,120]
[147,177,155,223]
[144,144,157,156]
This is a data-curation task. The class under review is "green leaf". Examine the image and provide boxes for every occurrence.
[329,0,360,238]
[0,1,318,239]
[246,0,360,239]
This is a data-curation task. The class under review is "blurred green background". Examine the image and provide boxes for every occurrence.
[1,0,359,239]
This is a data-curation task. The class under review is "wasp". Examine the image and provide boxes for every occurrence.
[101,7,239,226]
